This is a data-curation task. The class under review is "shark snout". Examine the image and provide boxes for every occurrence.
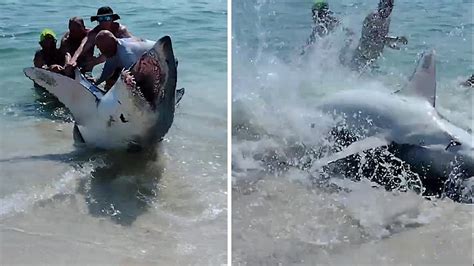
[158,36,175,64]
[157,36,177,107]
[159,35,172,47]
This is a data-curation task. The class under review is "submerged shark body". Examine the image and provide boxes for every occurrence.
[24,36,179,150]
[315,50,473,202]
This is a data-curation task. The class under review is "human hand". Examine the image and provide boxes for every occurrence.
[50,64,64,72]
[86,76,96,83]
[121,70,136,88]
[388,42,400,50]
[397,36,408,45]
[65,60,77,69]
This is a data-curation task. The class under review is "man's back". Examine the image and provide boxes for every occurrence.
[357,12,391,60]
[315,16,339,36]
[115,38,155,69]
[96,38,154,85]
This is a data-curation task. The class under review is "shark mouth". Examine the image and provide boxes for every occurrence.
[130,50,165,110]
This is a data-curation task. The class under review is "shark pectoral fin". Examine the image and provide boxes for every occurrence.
[310,135,391,171]
[176,88,185,106]
[73,123,85,144]
[23,67,104,125]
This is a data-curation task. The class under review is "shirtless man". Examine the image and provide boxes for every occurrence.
[59,17,94,73]
[67,6,133,71]
[351,0,408,71]
[33,29,67,73]
[93,30,154,90]
[302,0,355,59]
[301,1,341,55]
[308,0,340,43]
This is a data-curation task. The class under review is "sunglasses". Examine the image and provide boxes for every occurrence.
[97,15,113,23]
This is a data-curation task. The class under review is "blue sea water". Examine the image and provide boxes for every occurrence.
[0,0,227,264]
[233,0,473,77]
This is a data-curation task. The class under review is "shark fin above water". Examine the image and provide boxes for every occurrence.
[404,49,437,107]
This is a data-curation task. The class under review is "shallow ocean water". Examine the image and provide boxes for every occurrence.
[0,0,227,264]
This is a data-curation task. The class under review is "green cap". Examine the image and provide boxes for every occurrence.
[39,28,56,42]
[312,0,329,11]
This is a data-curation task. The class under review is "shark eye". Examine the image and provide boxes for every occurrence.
[445,140,461,150]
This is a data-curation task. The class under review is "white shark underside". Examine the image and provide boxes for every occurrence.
[315,50,473,202]
[24,36,179,150]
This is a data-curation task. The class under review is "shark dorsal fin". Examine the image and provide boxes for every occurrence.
[406,50,437,107]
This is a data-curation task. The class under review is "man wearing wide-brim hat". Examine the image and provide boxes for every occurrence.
[67,6,133,72]
[90,6,121,23]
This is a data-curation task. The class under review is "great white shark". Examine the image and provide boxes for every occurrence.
[24,36,180,151]
[313,50,473,202]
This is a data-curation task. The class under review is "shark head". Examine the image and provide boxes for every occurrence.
[128,36,177,111]
[116,36,178,142]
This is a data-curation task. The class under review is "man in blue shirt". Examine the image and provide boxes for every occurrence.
[93,30,154,90]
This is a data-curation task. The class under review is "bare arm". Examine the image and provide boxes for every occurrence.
[70,33,94,65]
[95,60,115,85]
[91,54,106,67]
[33,51,64,73]
[33,51,46,68]
[384,36,408,49]
[362,14,372,33]
[104,70,120,91]
[117,25,132,38]
[59,32,69,54]
[64,52,71,65]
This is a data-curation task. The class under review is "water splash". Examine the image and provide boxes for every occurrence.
[0,162,96,217]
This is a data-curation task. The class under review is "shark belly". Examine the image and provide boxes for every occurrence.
[78,79,159,149]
